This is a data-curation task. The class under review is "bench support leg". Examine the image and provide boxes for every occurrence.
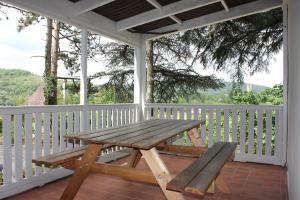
[60,144,102,200]
[188,127,205,147]
[215,175,230,194]
[141,148,186,200]
[207,182,215,194]
[127,149,142,168]
[207,175,230,194]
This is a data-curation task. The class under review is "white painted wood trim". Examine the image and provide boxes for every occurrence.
[265,110,272,156]
[282,4,288,166]
[34,113,42,175]
[220,0,229,12]
[256,110,263,156]
[146,0,182,24]
[170,15,183,24]
[223,109,229,142]
[60,112,67,151]
[24,114,33,178]
[117,0,219,31]
[247,110,255,155]
[80,29,89,132]
[52,112,59,153]
[72,0,115,16]
[134,40,147,121]
[144,0,282,40]
[2,114,12,185]
[145,103,283,110]
[146,0,162,9]
[1,0,140,47]
[13,114,23,181]
[43,113,51,157]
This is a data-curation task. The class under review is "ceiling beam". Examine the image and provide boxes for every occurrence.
[146,0,162,9]
[117,0,220,31]
[146,0,182,24]
[170,15,183,24]
[1,0,140,47]
[144,0,282,40]
[72,0,115,16]
[220,0,229,12]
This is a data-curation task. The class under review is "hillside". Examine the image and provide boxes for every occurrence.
[0,68,272,106]
[0,68,43,106]
[206,82,269,96]
[184,82,270,104]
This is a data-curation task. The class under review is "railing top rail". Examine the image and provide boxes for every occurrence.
[88,103,139,109]
[145,103,283,110]
[0,103,139,115]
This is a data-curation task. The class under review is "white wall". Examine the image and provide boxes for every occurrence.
[287,0,300,199]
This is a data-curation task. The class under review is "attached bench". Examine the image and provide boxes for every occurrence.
[167,142,236,197]
[32,146,131,168]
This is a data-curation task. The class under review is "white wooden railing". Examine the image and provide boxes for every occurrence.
[145,104,286,166]
[0,104,139,199]
[0,103,286,198]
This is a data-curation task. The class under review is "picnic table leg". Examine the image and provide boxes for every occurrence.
[127,149,142,168]
[140,148,186,200]
[60,144,102,200]
[187,127,205,147]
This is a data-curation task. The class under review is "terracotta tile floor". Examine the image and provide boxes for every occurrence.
[8,155,288,200]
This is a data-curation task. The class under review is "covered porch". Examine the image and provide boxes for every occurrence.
[8,155,288,200]
[0,0,298,199]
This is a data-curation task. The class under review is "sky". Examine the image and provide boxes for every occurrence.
[0,9,283,87]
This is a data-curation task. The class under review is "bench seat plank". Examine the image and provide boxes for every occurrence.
[33,146,130,167]
[166,142,225,192]
[32,146,88,167]
[166,142,236,197]
[185,143,236,196]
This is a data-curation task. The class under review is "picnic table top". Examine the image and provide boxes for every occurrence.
[65,119,205,150]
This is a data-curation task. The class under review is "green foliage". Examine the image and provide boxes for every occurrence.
[43,74,57,105]
[0,69,43,106]
[179,8,283,83]
[17,12,43,32]
[95,45,224,103]
[89,86,132,104]
[230,84,283,105]
[258,84,283,105]
[176,82,268,104]
[60,84,132,104]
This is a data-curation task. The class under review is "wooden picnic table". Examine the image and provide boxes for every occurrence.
[61,119,205,200]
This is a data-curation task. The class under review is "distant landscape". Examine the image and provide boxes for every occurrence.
[0,68,43,106]
[0,68,273,106]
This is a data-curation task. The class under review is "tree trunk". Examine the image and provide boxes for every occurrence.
[146,40,154,103]
[48,20,60,105]
[43,18,53,105]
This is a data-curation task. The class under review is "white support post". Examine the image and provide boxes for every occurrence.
[134,39,147,122]
[287,0,300,199]
[282,4,288,166]
[80,29,89,131]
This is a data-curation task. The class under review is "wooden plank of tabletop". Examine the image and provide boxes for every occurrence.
[97,120,179,145]
[111,121,189,148]
[84,120,174,143]
[69,119,165,141]
[132,120,201,150]
[65,119,160,139]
